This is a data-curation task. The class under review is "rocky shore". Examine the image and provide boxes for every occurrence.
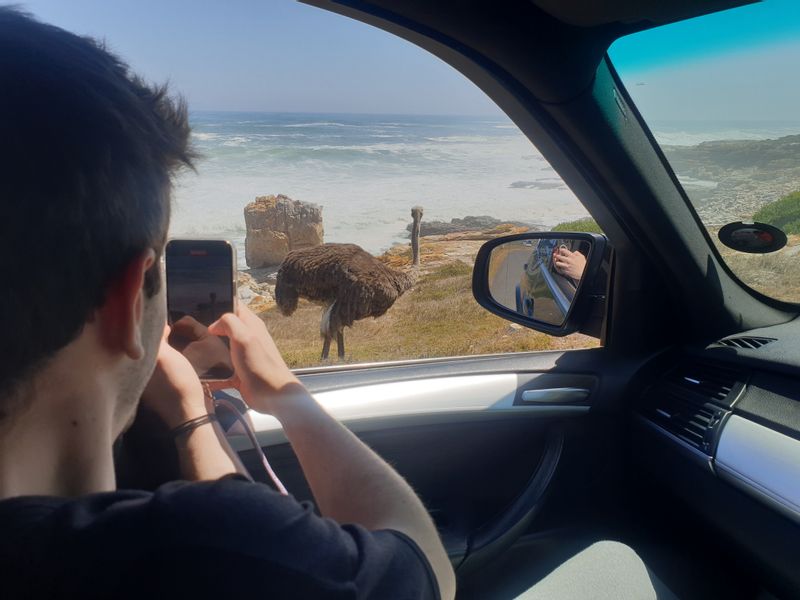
[663,134,800,225]
[407,215,533,237]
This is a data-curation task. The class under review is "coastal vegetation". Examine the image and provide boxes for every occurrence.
[552,217,602,234]
[714,189,800,303]
[752,190,800,235]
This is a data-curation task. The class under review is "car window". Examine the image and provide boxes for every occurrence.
[28,0,601,367]
[609,0,800,304]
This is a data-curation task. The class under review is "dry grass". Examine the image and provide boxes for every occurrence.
[260,259,598,368]
[712,232,800,302]
[377,244,448,269]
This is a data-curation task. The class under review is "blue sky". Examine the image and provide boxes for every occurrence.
[611,0,800,73]
[18,0,800,121]
[610,0,800,122]
[18,0,503,115]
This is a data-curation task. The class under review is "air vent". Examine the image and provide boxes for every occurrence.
[643,390,725,454]
[662,360,744,407]
[640,360,746,456]
[715,336,776,350]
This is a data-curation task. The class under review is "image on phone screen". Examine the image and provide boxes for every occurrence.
[165,240,235,380]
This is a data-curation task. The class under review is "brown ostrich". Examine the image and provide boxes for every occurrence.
[275,206,423,360]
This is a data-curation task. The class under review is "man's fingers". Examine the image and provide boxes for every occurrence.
[209,312,250,343]
[237,304,266,329]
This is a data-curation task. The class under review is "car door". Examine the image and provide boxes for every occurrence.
[230,346,641,573]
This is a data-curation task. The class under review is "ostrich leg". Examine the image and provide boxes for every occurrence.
[321,301,335,360]
[337,331,345,359]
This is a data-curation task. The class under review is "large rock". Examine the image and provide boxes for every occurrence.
[244,194,323,267]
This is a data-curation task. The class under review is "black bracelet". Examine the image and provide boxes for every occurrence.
[170,414,218,439]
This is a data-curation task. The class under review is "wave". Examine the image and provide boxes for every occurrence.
[677,176,718,189]
[281,121,359,128]
[173,222,246,235]
[192,132,220,141]
[221,136,251,147]
[424,135,500,143]
[171,114,589,258]
[510,179,566,190]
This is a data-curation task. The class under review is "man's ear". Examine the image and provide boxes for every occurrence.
[97,250,157,360]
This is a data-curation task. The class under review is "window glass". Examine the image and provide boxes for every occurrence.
[610,0,800,303]
[28,0,600,367]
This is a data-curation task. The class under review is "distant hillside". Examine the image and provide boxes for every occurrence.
[662,134,800,225]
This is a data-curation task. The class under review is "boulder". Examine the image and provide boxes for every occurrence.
[244,194,323,267]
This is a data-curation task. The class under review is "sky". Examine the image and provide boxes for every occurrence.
[610,0,800,122]
[17,0,503,116]
[17,0,800,121]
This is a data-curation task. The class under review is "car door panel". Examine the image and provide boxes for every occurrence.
[233,348,645,571]
[230,372,595,448]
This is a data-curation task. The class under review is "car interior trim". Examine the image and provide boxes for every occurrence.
[716,414,800,524]
[519,388,591,404]
[636,414,714,471]
[230,406,590,452]
[224,374,592,450]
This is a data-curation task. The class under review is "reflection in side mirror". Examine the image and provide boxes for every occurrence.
[484,236,594,328]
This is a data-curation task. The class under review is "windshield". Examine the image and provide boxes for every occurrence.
[609,0,800,304]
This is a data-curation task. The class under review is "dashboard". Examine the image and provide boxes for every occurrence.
[634,317,800,593]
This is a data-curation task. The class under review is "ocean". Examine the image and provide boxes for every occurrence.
[170,112,583,266]
[169,113,800,267]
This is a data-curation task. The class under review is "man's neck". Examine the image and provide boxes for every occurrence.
[0,364,118,499]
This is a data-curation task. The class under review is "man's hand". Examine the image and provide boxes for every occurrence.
[553,246,587,280]
[208,306,303,415]
[138,325,248,481]
[169,315,233,378]
[140,326,209,430]
[210,306,455,597]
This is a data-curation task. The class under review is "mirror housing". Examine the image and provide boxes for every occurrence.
[472,232,608,336]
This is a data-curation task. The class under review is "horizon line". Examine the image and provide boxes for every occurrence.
[185,110,800,124]
[187,109,511,119]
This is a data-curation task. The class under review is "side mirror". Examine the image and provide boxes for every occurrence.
[472,232,608,336]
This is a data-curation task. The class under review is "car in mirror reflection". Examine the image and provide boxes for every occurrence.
[515,238,590,325]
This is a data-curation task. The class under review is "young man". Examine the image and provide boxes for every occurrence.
[0,8,454,599]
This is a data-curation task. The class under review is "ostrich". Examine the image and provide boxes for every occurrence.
[275,206,423,360]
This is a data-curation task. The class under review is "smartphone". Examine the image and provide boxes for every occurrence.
[165,239,236,380]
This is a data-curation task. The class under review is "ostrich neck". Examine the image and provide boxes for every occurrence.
[411,216,421,267]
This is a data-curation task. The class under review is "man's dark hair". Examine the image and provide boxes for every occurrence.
[0,7,194,404]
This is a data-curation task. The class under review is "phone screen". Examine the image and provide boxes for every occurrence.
[165,240,235,380]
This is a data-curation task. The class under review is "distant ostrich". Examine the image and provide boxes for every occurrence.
[276,206,424,360]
